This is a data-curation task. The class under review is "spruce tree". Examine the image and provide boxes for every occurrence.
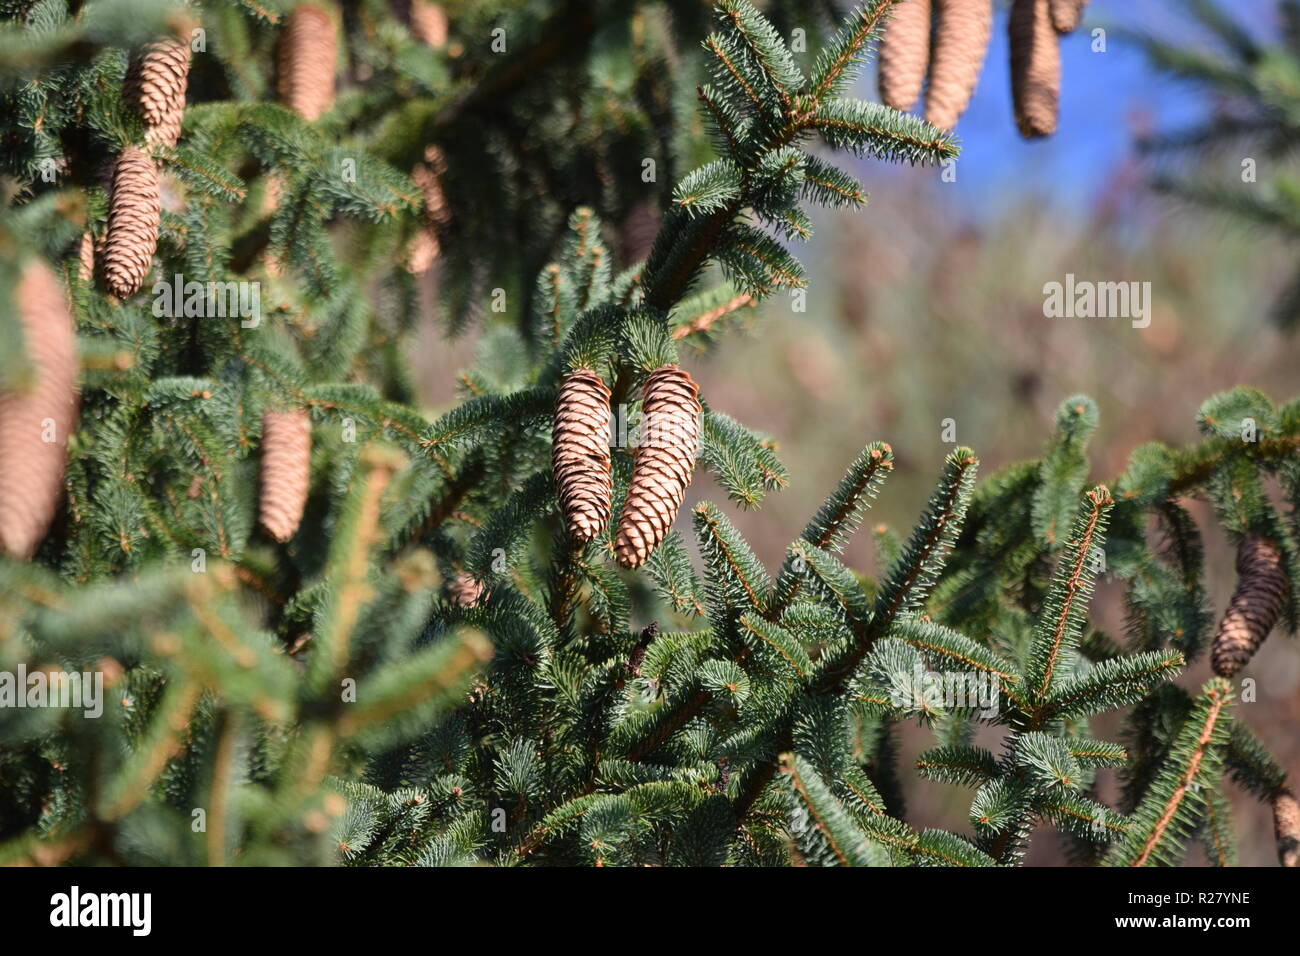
[1134,0,1300,330]
[0,0,1296,869]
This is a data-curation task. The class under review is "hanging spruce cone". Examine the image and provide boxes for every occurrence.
[0,262,77,559]
[553,368,613,543]
[619,201,661,266]
[407,0,448,48]
[1049,0,1088,34]
[259,409,312,543]
[878,0,931,112]
[103,146,161,299]
[405,145,450,275]
[261,174,286,277]
[124,37,191,148]
[614,365,701,569]
[76,232,95,282]
[925,0,992,130]
[1211,534,1288,677]
[449,571,486,608]
[1275,789,1300,868]
[278,4,337,121]
[1010,0,1060,138]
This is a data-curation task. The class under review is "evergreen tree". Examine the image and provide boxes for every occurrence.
[1133,0,1300,330]
[0,0,1296,868]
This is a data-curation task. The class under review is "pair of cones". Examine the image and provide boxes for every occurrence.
[95,33,192,298]
[878,0,993,131]
[878,0,1087,136]
[553,365,701,569]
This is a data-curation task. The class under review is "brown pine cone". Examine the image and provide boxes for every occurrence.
[449,571,486,608]
[1010,0,1060,138]
[553,368,613,543]
[925,0,992,130]
[1211,534,1288,677]
[619,201,661,266]
[278,4,337,121]
[261,174,286,277]
[259,409,312,543]
[1049,0,1088,34]
[615,365,701,569]
[878,0,931,112]
[76,232,95,282]
[405,145,450,275]
[1275,789,1300,868]
[103,146,162,299]
[407,0,448,48]
[124,37,191,148]
[0,262,78,559]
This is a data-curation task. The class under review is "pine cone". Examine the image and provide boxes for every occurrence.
[0,262,77,559]
[614,365,701,569]
[878,0,931,112]
[405,145,450,275]
[1275,789,1300,868]
[278,4,337,121]
[407,0,448,48]
[76,232,95,282]
[1049,0,1088,34]
[259,409,312,543]
[103,147,162,298]
[619,201,660,266]
[261,174,286,277]
[1010,0,1060,138]
[925,0,992,130]
[449,571,486,608]
[124,37,191,148]
[553,368,613,543]
[1211,534,1288,677]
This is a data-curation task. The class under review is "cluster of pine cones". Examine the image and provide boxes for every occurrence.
[29,4,451,558]
[878,0,1088,136]
[553,365,701,569]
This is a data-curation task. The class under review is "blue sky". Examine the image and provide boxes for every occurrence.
[876,0,1278,216]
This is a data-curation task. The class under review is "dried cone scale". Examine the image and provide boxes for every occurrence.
[124,37,192,148]
[1211,534,1288,677]
[278,4,337,121]
[1049,0,1088,34]
[878,0,931,111]
[103,146,162,298]
[0,262,78,559]
[1010,0,1060,137]
[1275,789,1300,868]
[553,369,613,543]
[925,0,993,130]
[259,409,312,543]
[614,365,701,569]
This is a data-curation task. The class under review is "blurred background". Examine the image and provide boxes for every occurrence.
[419,0,1300,864]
